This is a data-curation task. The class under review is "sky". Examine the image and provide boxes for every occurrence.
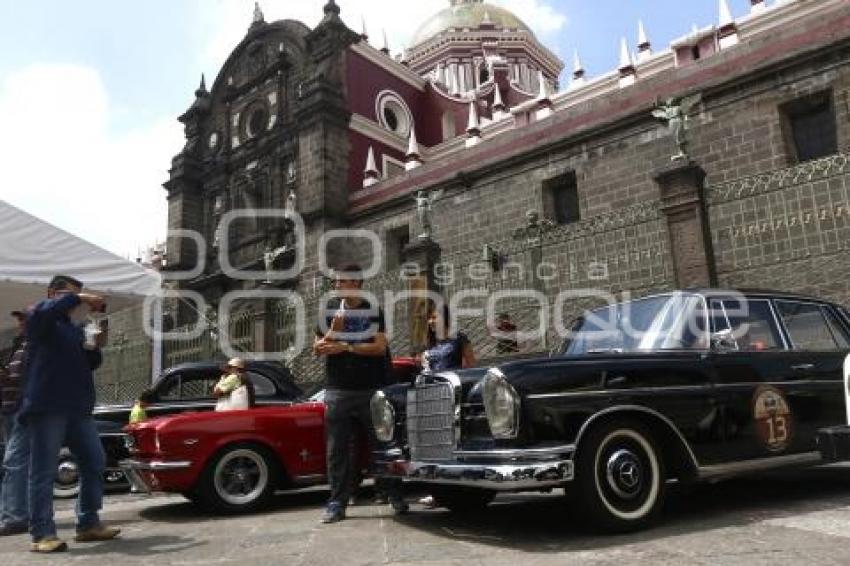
[0,0,763,259]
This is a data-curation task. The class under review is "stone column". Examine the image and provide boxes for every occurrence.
[654,161,717,288]
[402,238,441,354]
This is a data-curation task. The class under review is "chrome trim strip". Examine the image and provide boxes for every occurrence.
[453,444,575,460]
[574,405,701,470]
[527,380,842,401]
[697,451,822,480]
[98,432,129,438]
[119,459,192,471]
[376,458,574,490]
[528,385,713,400]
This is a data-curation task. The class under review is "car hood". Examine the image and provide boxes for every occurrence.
[466,351,709,401]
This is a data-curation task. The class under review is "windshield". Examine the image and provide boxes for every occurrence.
[563,293,708,355]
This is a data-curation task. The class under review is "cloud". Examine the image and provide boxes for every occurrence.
[198,0,568,76]
[0,63,183,258]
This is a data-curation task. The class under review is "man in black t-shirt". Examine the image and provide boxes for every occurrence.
[313,264,407,524]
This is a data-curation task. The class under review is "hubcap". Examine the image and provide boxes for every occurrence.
[213,450,268,506]
[56,460,80,486]
[606,449,643,500]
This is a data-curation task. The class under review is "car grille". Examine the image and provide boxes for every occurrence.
[407,381,455,461]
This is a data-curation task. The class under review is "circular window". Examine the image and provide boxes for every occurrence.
[247,106,269,138]
[375,91,412,138]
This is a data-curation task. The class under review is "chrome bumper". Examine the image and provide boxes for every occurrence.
[375,446,575,491]
[119,459,192,494]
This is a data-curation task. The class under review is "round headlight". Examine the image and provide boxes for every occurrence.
[482,369,520,439]
[371,391,396,443]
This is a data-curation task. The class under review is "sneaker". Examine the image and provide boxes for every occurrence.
[0,522,28,536]
[30,537,68,553]
[74,525,121,542]
[418,495,437,508]
[320,505,345,524]
[389,497,409,515]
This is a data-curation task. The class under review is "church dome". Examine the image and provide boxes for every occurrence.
[410,0,535,47]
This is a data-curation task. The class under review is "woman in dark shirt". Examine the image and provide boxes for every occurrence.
[421,302,476,372]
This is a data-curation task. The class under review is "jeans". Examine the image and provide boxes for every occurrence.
[1,414,29,527]
[28,413,105,541]
[324,389,402,509]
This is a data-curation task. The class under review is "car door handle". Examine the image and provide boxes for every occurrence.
[791,364,815,371]
[606,375,629,387]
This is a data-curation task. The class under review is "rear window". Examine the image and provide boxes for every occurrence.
[247,372,276,397]
[776,301,843,351]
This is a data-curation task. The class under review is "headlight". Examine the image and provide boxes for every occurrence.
[482,368,520,439]
[371,391,396,443]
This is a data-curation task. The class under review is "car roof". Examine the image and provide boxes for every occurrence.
[154,360,298,390]
[682,288,844,304]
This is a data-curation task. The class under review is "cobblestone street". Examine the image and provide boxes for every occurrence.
[2,466,850,565]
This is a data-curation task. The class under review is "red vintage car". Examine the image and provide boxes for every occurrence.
[120,357,421,513]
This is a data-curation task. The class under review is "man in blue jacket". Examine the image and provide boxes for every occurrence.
[20,275,120,553]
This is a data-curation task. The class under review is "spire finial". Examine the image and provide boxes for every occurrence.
[618,37,637,88]
[324,0,340,17]
[361,15,368,40]
[619,37,633,70]
[637,20,652,62]
[253,2,264,24]
[572,50,586,87]
[363,147,379,188]
[719,0,734,27]
[405,127,423,170]
[196,73,208,97]
[492,83,505,111]
[381,29,390,55]
[638,20,649,47]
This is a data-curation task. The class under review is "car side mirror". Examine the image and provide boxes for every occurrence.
[710,329,738,352]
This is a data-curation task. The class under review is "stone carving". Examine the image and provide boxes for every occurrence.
[512,210,556,244]
[652,94,700,161]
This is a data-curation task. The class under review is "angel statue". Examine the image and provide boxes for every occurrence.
[284,190,297,216]
[414,189,444,241]
[652,94,701,161]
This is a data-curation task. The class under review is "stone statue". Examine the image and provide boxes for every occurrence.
[263,241,293,284]
[652,94,701,161]
[284,190,297,216]
[414,189,443,241]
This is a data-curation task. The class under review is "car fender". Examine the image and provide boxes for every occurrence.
[574,404,700,480]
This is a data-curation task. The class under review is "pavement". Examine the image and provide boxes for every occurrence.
[3,466,850,565]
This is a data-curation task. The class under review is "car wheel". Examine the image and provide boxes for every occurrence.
[197,443,279,513]
[575,419,665,533]
[430,486,496,513]
[53,449,81,499]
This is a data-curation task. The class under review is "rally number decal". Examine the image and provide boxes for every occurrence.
[753,385,793,453]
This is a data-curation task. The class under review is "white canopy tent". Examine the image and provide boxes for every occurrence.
[0,199,163,377]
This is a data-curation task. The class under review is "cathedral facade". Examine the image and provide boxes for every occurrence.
[163,0,850,384]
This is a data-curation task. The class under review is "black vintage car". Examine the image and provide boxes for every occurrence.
[372,290,850,532]
[51,361,301,497]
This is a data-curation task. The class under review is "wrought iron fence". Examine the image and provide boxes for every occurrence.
[94,339,152,404]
